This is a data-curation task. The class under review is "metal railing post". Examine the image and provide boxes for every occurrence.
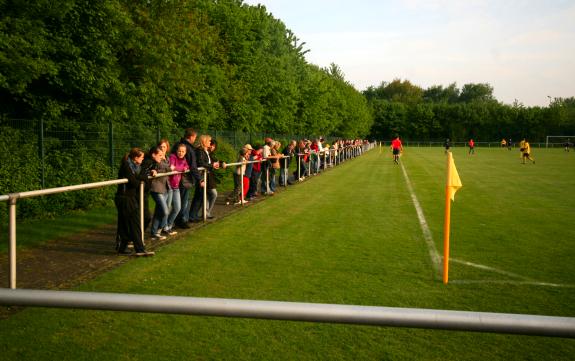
[203,169,207,222]
[9,196,17,289]
[266,164,270,194]
[140,181,145,245]
[39,118,45,189]
[108,120,114,176]
[240,162,245,206]
[298,154,301,181]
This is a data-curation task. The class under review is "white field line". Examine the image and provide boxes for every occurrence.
[399,161,572,288]
[449,258,533,281]
[449,279,575,288]
[400,162,442,278]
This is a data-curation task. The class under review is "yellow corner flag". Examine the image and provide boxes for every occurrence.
[443,152,462,284]
[447,154,463,201]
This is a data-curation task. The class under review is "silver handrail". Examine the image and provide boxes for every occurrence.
[0,288,573,338]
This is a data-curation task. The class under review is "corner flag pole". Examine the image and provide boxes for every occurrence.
[443,153,452,284]
[443,152,462,284]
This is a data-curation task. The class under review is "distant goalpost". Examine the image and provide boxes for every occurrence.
[545,136,575,148]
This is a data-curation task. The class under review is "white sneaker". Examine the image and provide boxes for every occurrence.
[152,233,167,240]
[163,229,178,236]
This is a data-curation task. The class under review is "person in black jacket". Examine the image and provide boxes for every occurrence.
[280,140,296,186]
[115,148,155,256]
[190,135,218,222]
[173,128,204,228]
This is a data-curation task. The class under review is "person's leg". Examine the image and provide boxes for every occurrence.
[166,188,181,230]
[150,192,163,236]
[242,176,250,201]
[207,188,217,217]
[269,167,276,192]
[177,187,191,225]
[157,192,170,233]
[189,184,203,221]
[126,200,145,253]
[247,173,257,198]
[115,196,130,253]
[279,167,285,186]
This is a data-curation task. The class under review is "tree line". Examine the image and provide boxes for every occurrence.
[2,0,574,147]
[364,79,575,142]
[0,0,372,139]
[2,0,574,223]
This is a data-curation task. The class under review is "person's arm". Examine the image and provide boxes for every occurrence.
[118,160,141,189]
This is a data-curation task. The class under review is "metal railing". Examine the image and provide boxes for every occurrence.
[1,144,373,289]
[1,142,573,338]
[0,288,573,338]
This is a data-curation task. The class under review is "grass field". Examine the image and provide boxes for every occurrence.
[1,146,574,360]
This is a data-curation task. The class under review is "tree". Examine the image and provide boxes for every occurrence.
[458,83,495,103]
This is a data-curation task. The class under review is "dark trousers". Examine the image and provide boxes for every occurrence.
[189,183,203,221]
[115,194,145,253]
[247,171,260,198]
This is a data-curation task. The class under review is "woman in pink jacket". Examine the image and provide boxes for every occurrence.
[166,144,189,232]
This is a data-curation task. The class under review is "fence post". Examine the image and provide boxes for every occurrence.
[9,196,17,289]
[140,182,145,245]
[203,169,207,222]
[39,118,45,189]
[240,162,245,206]
[108,120,114,175]
[298,154,301,181]
[266,165,270,194]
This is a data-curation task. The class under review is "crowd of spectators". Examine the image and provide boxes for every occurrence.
[115,128,371,256]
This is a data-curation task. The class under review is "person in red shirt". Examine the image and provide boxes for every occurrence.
[468,139,475,155]
[391,136,403,164]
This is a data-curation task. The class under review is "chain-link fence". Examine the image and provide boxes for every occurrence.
[1,118,337,191]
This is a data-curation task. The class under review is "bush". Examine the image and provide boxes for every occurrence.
[0,127,114,224]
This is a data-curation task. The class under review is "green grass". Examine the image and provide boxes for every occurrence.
[0,204,117,253]
[1,147,575,360]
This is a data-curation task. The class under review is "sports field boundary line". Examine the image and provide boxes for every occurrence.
[450,279,575,288]
[449,258,533,281]
[398,159,570,288]
[399,162,442,279]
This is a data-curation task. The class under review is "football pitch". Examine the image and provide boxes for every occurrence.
[1,146,574,360]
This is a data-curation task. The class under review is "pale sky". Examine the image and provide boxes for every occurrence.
[243,0,575,106]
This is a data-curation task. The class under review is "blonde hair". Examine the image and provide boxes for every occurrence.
[199,134,212,149]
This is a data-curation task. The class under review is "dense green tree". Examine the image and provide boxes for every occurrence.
[365,79,574,142]
[458,83,496,103]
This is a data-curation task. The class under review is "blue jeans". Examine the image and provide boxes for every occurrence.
[167,188,180,230]
[207,188,217,217]
[260,163,269,194]
[269,167,276,192]
[150,191,169,235]
[178,187,191,224]
[279,167,288,186]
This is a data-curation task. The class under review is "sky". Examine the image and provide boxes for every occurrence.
[242,0,575,106]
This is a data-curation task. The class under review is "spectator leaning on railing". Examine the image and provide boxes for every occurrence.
[247,144,262,200]
[167,143,189,231]
[280,140,296,186]
[173,128,204,228]
[115,148,155,257]
[226,146,250,205]
[206,139,225,218]
[148,146,175,241]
